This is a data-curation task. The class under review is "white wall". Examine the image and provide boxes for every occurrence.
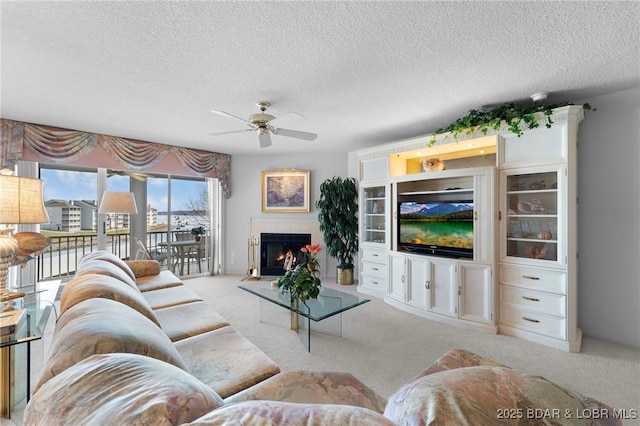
[578,86,640,347]
[223,152,348,277]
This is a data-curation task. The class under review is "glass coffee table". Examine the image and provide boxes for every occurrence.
[239,281,369,352]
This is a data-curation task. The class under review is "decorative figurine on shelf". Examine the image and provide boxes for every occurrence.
[517,199,548,213]
[528,180,546,190]
[420,157,445,173]
[525,245,547,259]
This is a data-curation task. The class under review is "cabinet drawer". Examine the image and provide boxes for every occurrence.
[360,274,387,291]
[499,264,566,294]
[500,306,566,340]
[500,285,566,318]
[361,261,388,279]
[362,247,388,264]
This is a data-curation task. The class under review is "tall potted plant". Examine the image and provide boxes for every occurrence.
[316,176,359,285]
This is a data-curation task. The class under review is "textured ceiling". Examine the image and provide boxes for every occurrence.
[1,1,638,156]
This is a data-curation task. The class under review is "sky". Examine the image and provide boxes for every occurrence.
[41,169,206,212]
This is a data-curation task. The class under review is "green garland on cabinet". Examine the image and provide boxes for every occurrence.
[429,102,592,146]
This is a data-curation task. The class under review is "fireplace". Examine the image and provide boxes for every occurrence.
[260,233,311,276]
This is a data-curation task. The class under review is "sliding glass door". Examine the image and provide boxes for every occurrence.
[39,165,220,279]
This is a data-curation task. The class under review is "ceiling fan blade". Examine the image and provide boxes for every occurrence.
[259,132,272,148]
[270,111,307,123]
[208,129,254,136]
[273,127,317,141]
[211,110,253,126]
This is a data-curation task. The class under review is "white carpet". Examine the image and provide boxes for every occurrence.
[185,275,640,424]
[3,274,638,426]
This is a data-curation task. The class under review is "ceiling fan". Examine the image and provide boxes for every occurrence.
[209,101,318,148]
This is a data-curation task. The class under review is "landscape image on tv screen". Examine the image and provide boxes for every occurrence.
[399,201,474,249]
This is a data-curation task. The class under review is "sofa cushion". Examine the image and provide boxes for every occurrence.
[225,371,387,414]
[408,348,508,382]
[79,250,136,282]
[175,325,280,398]
[135,269,184,292]
[35,298,188,392]
[76,258,138,290]
[384,366,617,426]
[184,400,395,425]
[25,353,223,426]
[60,273,160,327]
[125,259,161,278]
[154,301,229,342]
[142,284,203,309]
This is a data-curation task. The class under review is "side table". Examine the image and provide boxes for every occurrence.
[0,280,58,419]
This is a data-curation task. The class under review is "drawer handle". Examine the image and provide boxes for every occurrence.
[522,296,540,302]
[371,267,379,271]
[522,275,540,280]
[522,317,540,323]
[425,280,430,290]
[372,253,379,257]
[372,281,379,285]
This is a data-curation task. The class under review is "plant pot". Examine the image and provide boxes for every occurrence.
[336,267,354,285]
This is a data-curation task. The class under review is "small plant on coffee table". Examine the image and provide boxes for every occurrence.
[277,263,321,303]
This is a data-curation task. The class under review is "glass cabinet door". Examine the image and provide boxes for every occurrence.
[362,185,387,244]
[502,168,563,264]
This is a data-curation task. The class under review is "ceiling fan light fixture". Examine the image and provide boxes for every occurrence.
[210,101,318,147]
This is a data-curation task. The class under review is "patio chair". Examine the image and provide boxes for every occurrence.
[135,238,174,269]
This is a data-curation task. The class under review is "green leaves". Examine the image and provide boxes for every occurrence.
[429,102,590,146]
[316,176,359,269]
[277,264,322,302]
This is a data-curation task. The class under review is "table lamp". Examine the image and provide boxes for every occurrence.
[0,172,50,301]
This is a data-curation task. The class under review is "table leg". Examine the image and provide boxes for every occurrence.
[26,342,30,403]
[179,247,185,275]
[1,346,11,419]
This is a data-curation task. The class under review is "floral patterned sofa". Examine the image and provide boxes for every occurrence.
[25,252,620,425]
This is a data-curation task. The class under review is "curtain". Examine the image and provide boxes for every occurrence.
[0,119,231,197]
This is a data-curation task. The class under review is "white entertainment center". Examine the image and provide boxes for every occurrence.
[352,105,584,352]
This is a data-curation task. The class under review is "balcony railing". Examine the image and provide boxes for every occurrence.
[36,230,169,281]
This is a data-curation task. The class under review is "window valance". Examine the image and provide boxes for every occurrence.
[1,119,231,197]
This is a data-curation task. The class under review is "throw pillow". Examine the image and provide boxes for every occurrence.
[125,259,161,278]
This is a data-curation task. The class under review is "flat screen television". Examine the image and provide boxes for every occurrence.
[398,200,474,259]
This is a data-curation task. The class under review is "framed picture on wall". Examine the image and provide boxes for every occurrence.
[261,169,310,213]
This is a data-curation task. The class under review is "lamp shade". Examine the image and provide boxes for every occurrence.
[98,191,138,214]
[0,175,50,224]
